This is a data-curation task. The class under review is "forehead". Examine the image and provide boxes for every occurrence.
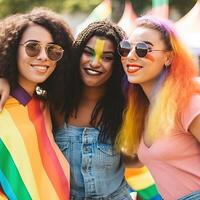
[20,24,53,43]
[86,36,115,51]
[129,27,163,45]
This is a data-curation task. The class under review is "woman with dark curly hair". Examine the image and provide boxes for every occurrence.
[0,8,73,200]
[0,19,133,199]
[54,20,132,200]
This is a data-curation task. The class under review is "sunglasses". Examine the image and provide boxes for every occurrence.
[118,40,167,58]
[19,41,64,62]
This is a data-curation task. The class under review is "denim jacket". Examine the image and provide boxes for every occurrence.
[54,124,132,200]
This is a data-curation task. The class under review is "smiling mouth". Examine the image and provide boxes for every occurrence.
[31,64,49,73]
[84,68,103,75]
[127,64,142,74]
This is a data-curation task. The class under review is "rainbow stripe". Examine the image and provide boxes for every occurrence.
[125,167,162,200]
[0,97,70,200]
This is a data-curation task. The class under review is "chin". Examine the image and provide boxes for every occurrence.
[31,77,48,84]
[127,75,146,84]
[127,77,137,84]
[85,83,99,87]
[83,79,99,87]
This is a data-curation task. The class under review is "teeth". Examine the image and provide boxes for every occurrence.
[33,66,48,70]
[85,69,101,75]
[128,66,140,70]
[31,65,49,73]
[127,65,142,73]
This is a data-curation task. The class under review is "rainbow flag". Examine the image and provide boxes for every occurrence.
[0,96,70,200]
[125,167,162,200]
[151,0,169,19]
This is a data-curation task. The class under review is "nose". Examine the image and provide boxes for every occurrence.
[127,48,137,61]
[90,55,101,68]
[36,47,48,61]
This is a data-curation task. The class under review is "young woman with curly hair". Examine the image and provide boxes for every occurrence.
[0,18,133,200]
[0,8,73,200]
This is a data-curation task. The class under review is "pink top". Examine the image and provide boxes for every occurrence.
[138,95,200,200]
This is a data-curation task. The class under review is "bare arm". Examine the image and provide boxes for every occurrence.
[122,153,144,168]
[189,114,200,142]
[0,78,10,112]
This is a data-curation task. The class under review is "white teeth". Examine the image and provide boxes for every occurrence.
[128,66,140,70]
[33,66,47,70]
[85,69,101,75]
[31,65,48,72]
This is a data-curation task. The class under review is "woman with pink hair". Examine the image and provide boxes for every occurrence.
[117,16,200,200]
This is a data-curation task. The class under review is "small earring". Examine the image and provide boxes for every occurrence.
[164,63,171,68]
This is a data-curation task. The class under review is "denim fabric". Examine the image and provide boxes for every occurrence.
[54,124,132,200]
[178,190,200,200]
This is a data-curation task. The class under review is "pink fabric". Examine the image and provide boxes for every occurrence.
[138,95,200,200]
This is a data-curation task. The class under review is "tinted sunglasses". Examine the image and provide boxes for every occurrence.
[19,41,64,62]
[118,40,167,58]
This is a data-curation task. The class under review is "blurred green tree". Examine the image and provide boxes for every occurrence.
[0,0,65,18]
[63,0,101,13]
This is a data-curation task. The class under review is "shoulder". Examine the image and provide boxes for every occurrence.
[187,94,200,113]
[181,94,200,135]
[188,111,200,142]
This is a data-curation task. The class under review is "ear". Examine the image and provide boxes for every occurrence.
[165,51,174,67]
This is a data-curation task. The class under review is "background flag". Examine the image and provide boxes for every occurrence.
[118,0,137,36]
[151,0,169,18]
[125,167,162,200]
[75,0,111,36]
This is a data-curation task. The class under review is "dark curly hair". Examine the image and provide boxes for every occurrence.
[0,7,74,112]
[65,20,127,144]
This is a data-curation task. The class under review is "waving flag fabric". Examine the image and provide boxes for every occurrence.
[125,167,162,200]
[0,96,70,200]
[118,0,137,36]
[75,0,111,35]
[176,0,200,55]
[151,0,169,19]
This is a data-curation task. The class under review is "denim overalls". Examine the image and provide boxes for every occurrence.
[55,124,132,200]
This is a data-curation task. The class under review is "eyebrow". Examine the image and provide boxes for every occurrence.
[85,46,115,55]
[23,40,54,44]
[143,41,154,46]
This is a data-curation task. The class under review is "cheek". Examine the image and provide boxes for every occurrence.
[105,64,113,78]
[80,54,84,62]
[121,57,126,62]
[17,51,29,70]
[121,57,126,66]
[80,54,90,65]
[121,59,128,72]
[17,47,28,60]
[17,64,30,80]
[49,63,57,73]
[145,53,155,62]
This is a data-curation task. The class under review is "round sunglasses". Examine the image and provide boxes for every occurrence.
[118,40,167,58]
[19,41,64,62]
